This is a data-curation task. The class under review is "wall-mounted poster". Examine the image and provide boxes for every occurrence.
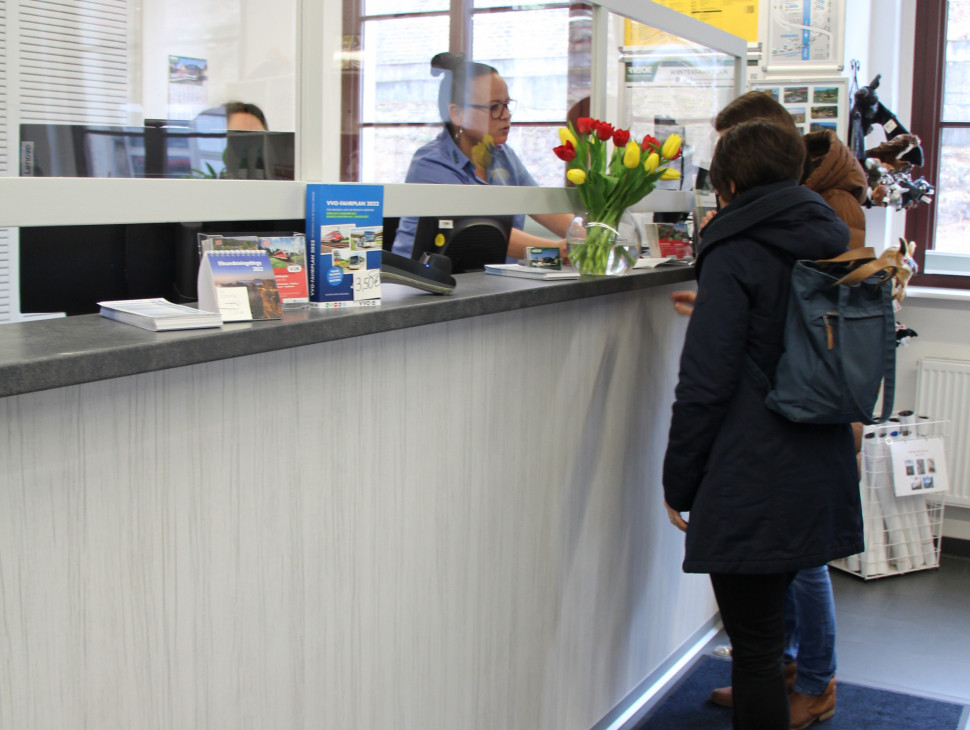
[624,0,759,45]
[749,78,848,141]
[761,0,845,73]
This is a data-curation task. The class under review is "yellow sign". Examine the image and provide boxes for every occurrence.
[625,0,758,46]
[434,233,446,248]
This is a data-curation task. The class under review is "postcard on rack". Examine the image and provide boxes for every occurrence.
[305,184,383,308]
[889,435,949,497]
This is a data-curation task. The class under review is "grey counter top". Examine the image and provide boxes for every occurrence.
[0,265,693,398]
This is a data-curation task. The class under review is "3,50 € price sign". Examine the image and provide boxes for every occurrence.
[352,269,381,301]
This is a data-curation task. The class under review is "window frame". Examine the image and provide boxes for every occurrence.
[906,0,970,289]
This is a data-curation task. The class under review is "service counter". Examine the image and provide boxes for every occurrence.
[0,268,718,730]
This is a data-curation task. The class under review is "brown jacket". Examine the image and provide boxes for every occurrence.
[802,130,868,249]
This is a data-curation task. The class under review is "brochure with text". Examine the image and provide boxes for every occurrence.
[306,184,383,308]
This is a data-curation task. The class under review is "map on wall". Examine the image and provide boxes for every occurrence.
[764,0,844,72]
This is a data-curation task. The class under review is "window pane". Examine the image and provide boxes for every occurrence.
[472,8,571,122]
[361,17,449,125]
[934,127,970,254]
[473,0,567,10]
[365,0,448,15]
[944,0,970,121]
[360,125,441,183]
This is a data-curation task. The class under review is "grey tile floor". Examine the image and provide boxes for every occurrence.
[829,553,970,705]
[705,554,970,705]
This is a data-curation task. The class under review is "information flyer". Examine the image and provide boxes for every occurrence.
[305,184,384,308]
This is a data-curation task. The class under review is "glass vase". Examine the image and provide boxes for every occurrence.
[565,210,642,278]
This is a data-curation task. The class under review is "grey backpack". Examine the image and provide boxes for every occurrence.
[748,247,898,425]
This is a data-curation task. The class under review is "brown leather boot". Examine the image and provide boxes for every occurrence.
[789,677,836,729]
[708,662,797,708]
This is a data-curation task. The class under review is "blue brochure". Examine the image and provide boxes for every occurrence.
[305,184,384,308]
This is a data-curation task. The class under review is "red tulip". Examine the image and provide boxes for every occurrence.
[641,134,660,152]
[553,140,577,162]
[612,128,631,147]
[594,121,614,141]
[576,117,595,135]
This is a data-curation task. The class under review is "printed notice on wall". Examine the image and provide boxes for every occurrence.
[168,55,208,120]
[889,436,950,497]
[764,0,844,72]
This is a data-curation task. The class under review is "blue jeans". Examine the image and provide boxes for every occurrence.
[783,565,837,695]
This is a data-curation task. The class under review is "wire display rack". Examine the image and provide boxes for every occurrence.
[830,416,948,580]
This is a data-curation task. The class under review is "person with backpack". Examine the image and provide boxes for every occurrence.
[671,91,870,729]
[662,119,864,730]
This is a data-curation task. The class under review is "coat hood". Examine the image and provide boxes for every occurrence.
[696,179,850,278]
[802,129,868,205]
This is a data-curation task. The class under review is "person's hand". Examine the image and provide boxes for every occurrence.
[665,501,688,532]
[671,290,697,316]
[699,209,716,232]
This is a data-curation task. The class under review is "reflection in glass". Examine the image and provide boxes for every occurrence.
[4,0,297,180]
[19,123,294,180]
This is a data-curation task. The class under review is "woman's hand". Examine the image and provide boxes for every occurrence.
[665,501,688,532]
[671,290,697,316]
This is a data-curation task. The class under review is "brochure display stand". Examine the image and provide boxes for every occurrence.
[831,415,948,580]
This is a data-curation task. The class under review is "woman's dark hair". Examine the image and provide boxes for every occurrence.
[714,91,795,132]
[430,52,498,126]
[225,100,268,130]
[709,119,806,198]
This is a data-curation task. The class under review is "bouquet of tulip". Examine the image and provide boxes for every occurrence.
[554,117,682,274]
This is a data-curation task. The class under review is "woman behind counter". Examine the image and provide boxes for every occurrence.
[391,52,572,260]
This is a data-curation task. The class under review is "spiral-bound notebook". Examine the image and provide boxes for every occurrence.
[197,250,283,322]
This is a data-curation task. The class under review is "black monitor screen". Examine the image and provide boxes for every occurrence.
[412,215,512,273]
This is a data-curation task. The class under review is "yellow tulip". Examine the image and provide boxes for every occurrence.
[566,168,587,185]
[558,127,578,147]
[643,152,660,174]
[482,134,494,147]
[660,168,681,181]
[661,133,682,160]
[622,140,641,169]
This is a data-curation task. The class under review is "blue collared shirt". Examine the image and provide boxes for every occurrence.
[391,128,537,258]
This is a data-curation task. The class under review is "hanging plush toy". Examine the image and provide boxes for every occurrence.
[850,74,924,166]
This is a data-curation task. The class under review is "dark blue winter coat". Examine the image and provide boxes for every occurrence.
[663,179,864,574]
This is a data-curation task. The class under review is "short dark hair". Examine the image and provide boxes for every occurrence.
[714,91,795,132]
[225,101,268,130]
[430,52,498,125]
[709,119,806,198]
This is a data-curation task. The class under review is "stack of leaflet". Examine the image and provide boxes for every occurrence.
[99,298,222,331]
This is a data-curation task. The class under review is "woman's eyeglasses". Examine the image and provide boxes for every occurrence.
[467,99,517,119]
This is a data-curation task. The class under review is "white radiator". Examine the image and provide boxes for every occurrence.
[915,358,970,507]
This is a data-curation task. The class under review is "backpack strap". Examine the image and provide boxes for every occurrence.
[817,247,876,265]
[832,248,901,287]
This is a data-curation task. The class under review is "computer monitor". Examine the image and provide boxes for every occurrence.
[411,215,513,273]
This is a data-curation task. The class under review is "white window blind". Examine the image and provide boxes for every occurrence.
[18,0,128,125]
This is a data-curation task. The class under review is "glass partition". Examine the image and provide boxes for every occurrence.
[12,0,297,180]
[344,1,738,192]
[612,17,739,195]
